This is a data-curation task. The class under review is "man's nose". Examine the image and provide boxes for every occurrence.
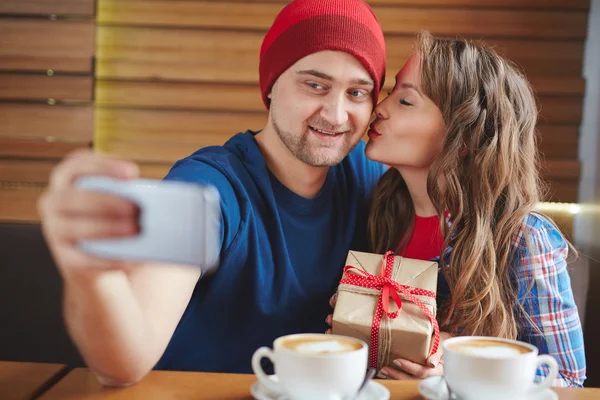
[320,93,349,128]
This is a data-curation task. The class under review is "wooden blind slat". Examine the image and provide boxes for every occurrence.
[539,97,583,124]
[537,125,579,159]
[234,0,590,10]
[95,82,581,126]
[0,154,580,186]
[93,108,579,183]
[0,159,177,184]
[0,104,93,142]
[385,36,585,78]
[94,108,266,157]
[96,27,585,82]
[136,162,581,203]
[0,182,577,226]
[0,138,88,159]
[0,19,95,73]
[95,108,579,162]
[98,1,587,39]
[97,136,580,168]
[543,160,581,180]
[0,0,95,16]
[544,181,579,203]
[96,78,584,112]
[0,160,54,183]
[0,74,93,101]
[96,81,262,111]
[528,77,586,96]
[384,74,586,96]
[0,187,43,224]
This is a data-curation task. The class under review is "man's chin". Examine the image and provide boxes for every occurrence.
[297,150,348,167]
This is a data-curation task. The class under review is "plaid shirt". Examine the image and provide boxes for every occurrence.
[436,213,586,388]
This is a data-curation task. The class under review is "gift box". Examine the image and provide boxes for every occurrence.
[332,251,440,370]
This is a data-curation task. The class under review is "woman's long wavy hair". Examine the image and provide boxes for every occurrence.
[367,31,547,339]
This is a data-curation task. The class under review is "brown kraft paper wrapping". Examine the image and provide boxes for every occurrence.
[332,251,439,370]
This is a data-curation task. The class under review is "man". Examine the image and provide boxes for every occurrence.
[39,0,386,385]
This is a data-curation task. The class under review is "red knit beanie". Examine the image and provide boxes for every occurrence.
[259,0,386,108]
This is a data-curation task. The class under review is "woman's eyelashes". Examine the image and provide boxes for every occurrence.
[400,99,413,106]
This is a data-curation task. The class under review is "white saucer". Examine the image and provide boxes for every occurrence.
[250,374,390,400]
[418,376,558,400]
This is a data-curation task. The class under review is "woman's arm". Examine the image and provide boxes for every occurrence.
[514,214,586,388]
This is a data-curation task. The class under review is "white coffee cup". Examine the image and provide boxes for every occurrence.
[443,336,559,400]
[251,333,368,400]
[76,176,221,270]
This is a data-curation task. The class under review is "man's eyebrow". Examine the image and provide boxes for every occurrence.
[351,77,374,87]
[400,82,422,95]
[297,69,334,81]
[297,69,374,87]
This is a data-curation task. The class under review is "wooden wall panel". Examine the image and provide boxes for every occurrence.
[539,96,583,125]
[0,74,93,101]
[0,187,44,224]
[92,0,589,217]
[96,81,262,112]
[96,27,585,81]
[0,4,95,223]
[95,109,578,165]
[95,108,266,162]
[96,80,584,110]
[0,159,170,185]
[0,138,88,159]
[537,125,579,159]
[98,1,588,39]
[0,104,93,142]
[249,0,590,9]
[1,156,574,190]
[0,160,55,184]
[0,19,95,73]
[0,0,95,16]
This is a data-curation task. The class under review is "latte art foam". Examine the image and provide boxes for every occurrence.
[461,346,525,358]
[448,339,531,359]
[281,336,363,354]
[296,340,356,354]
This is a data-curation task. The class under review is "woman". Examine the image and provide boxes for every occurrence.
[334,32,586,387]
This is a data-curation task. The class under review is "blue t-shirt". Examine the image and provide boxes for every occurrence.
[155,130,385,373]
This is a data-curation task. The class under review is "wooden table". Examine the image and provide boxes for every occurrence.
[39,369,600,399]
[0,361,68,400]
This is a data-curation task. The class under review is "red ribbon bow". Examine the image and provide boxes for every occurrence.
[339,251,440,369]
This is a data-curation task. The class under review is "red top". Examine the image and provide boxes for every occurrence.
[399,215,444,261]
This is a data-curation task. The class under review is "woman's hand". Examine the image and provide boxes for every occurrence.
[378,331,452,380]
[325,293,336,334]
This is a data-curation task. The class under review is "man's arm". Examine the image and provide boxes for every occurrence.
[61,264,200,386]
[39,150,210,385]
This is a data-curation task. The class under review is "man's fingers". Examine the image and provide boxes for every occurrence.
[44,188,139,218]
[46,215,139,243]
[50,151,139,190]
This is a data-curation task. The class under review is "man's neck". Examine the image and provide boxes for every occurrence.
[396,166,437,217]
[255,125,329,199]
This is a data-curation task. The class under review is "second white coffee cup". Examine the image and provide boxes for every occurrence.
[251,333,368,400]
[443,336,559,400]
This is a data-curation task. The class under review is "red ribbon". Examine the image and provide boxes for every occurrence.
[339,251,440,369]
